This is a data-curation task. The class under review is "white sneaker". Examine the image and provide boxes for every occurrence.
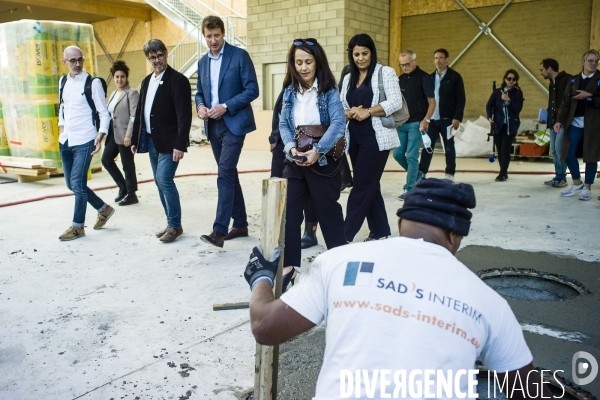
[578,187,591,201]
[561,182,584,197]
[445,174,454,181]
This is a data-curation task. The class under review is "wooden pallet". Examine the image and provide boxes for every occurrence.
[0,156,58,183]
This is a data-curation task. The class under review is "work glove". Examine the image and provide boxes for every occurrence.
[244,246,281,290]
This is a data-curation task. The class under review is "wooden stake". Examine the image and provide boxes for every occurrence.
[254,177,287,400]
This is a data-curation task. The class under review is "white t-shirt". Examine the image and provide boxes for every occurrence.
[144,70,166,135]
[281,237,532,399]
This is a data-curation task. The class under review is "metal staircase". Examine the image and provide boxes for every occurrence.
[144,0,247,80]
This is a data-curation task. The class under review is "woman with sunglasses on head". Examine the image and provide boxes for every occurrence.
[102,59,140,205]
[340,33,403,243]
[278,38,347,290]
[486,69,524,182]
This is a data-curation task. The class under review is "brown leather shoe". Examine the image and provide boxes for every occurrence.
[156,226,168,238]
[200,230,224,248]
[224,227,249,241]
[160,227,183,243]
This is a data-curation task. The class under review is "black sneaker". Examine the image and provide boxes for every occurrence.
[115,188,127,202]
[119,194,139,206]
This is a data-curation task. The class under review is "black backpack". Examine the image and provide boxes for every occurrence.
[59,74,107,129]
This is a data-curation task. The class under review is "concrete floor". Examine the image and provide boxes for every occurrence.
[0,146,599,400]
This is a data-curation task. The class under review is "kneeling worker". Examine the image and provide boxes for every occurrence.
[245,178,551,398]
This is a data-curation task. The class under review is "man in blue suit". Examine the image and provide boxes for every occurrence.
[195,15,259,248]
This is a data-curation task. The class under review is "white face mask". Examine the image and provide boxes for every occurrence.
[421,130,433,154]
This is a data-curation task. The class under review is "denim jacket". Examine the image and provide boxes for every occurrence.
[279,84,346,166]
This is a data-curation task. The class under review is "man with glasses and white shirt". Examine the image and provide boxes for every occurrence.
[58,46,113,241]
[554,50,600,201]
[131,39,192,242]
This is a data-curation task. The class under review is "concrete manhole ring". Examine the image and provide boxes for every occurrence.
[477,268,588,300]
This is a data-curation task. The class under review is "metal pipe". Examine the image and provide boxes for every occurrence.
[454,0,482,25]
[450,30,484,68]
[94,32,113,64]
[450,0,512,67]
[105,21,138,83]
[487,0,513,26]
[487,31,548,95]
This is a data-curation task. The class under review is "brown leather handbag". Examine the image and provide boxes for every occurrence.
[293,125,346,159]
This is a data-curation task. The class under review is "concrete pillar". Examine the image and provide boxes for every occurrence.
[389,0,402,75]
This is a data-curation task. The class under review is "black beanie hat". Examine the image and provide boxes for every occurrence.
[396,178,476,236]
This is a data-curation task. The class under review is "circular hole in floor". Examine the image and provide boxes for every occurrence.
[478,268,586,300]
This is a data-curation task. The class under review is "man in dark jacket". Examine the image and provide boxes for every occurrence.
[554,50,600,201]
[418,49,466,182]
[131,38,192,242]
[394,50,435,200]
[539,59,572,187]
[195,16,259,248]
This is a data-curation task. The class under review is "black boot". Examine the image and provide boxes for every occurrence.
[115,186,127,202]
[300,222,318,249]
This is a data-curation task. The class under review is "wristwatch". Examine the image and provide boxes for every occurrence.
[424,118,431,123]
[222,103,228,110]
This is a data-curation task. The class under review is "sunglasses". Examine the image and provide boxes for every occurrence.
[505,77,516,81]
[293,38,316,46]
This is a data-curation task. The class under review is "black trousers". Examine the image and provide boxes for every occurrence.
[283,161,346,267]
[102,127,137,195]
[271,140,317,222]
[418,118,456,175]
[340,154,353,188]
[345,129,391,241]
[494,125,517,176]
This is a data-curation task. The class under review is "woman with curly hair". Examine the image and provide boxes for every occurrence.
[102,59,140,205]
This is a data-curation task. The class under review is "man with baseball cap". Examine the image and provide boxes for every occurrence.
[245,178,550,398]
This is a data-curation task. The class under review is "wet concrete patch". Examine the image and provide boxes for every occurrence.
[457,246,600,398]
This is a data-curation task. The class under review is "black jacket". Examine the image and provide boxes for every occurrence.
[132,66,192,153]
[268,91,284,145]
[547,71,572,126]
[431,67,466,122]
[486,86,524,135]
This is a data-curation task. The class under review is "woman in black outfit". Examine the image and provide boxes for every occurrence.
[340,34,403,242]
[486,69,524,182]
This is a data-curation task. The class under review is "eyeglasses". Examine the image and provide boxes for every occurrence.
[67,57,85,64]
[293,38,316,46]
[505,77,516,81]
[400,61,414,68]
[148,53,165,62]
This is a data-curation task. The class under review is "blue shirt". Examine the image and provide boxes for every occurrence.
[208,45,225,108]
[432,69,447,120]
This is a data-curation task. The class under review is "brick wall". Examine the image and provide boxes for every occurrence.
[247,0,390,111]
[401,0,592,119]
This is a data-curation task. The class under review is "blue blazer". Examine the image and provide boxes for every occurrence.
[195,42,259,136]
